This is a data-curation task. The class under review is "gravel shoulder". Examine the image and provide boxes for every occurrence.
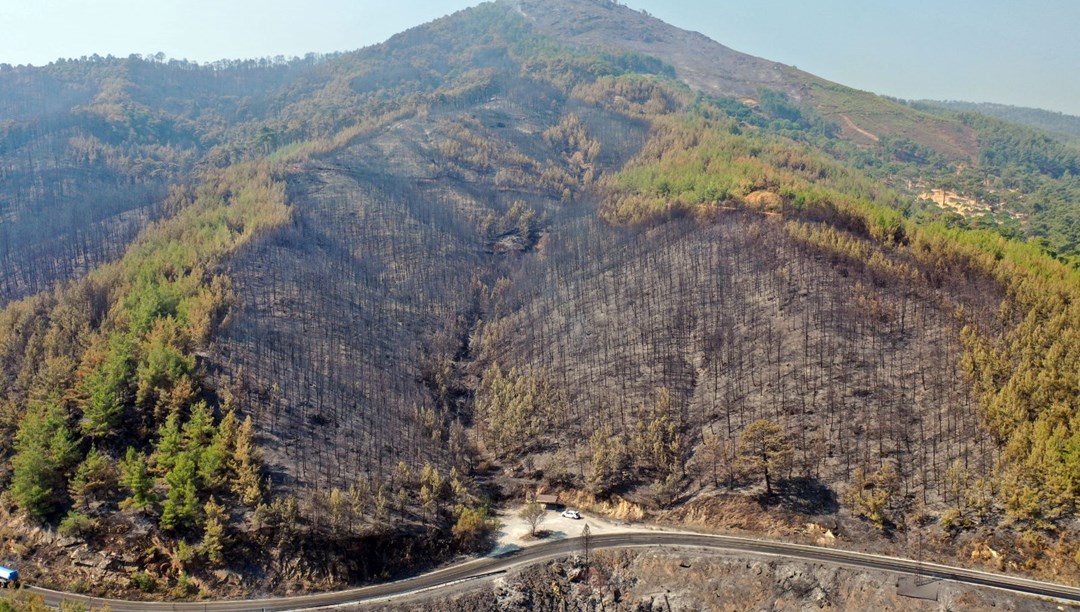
[489,503,662,556]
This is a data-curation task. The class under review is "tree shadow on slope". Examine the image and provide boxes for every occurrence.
[757,477,839,516]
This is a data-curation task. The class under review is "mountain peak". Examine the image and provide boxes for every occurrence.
[505,0,796,99]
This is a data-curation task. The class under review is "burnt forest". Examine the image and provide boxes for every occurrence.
[0,0,1077,602]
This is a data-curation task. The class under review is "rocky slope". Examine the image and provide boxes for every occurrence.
[368,549,1062,611]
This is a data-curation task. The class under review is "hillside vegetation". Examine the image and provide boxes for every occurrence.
[0,55,327,305]
[510,0,1079,263]
[586,85,1079,531]
[921,100,1080,143]
[0,0,1077,600]
[877,105,1080,263]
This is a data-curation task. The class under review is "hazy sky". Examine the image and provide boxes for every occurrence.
[2,0,1078,115]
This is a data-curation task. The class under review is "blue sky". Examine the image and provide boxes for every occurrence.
[1,0,1078,115]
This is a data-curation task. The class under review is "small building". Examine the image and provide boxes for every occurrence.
[535,493,560,508]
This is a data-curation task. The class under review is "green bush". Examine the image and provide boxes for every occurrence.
[58,511,98,538]
[129,571,157,593]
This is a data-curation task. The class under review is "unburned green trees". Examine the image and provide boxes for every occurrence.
[119,447,155,509]
[79,333,134,439]
[10,404,79,520]
[736,419,793,496]
[161,452,200,531]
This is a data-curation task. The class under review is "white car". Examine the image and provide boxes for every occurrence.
[561,509,582,519]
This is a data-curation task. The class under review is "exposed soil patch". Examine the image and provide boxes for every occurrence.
[919,188,992,217]
[839,113,880,142]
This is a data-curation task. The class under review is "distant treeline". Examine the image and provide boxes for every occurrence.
[917,99,1080,143]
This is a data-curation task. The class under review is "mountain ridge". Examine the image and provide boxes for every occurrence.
[918,99,1080,143]
[504,0,978,161]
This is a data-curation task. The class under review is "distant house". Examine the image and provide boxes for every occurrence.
[535,493,560,508]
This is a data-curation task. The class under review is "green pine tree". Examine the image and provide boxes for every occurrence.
[79,334,134,439]
[10,403,79,521]
[182,401,215,451]
[153,413,183,473]
[198,409,237,490]
[161,452,201,531]
[69,445,116,510]
[119,447,156,509]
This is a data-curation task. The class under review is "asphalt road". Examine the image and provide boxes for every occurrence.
[23,532,1080,610]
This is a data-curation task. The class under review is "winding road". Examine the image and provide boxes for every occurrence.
[23,532,1080,610]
